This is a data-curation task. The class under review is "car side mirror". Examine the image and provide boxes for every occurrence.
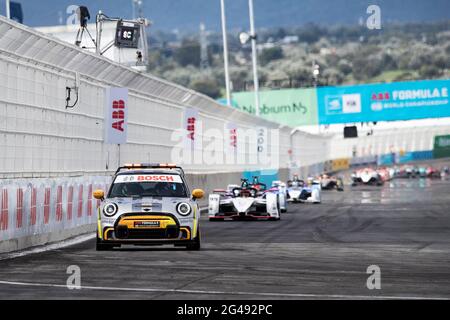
[93,189,105,200]
[191,189,204,200]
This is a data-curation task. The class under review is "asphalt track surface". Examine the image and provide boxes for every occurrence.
[0,178,450,299]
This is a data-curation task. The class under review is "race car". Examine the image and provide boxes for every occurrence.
[426,166,441,178]
[377,167,394,182]
[287,176,321,203]
[441,166,449,179]
[249,176,267,191]
[93,163,204,251]
[208,179,281,221]
[319,174,344,191]
[270,180,288,213]
[351,168,383,186]
[397,165,416,178]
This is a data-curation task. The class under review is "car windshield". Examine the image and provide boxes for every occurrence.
[108,174,187,198]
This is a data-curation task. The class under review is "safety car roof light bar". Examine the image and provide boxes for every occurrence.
[115,163,185,175]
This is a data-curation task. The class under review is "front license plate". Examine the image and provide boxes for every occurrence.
[134,221,160,228]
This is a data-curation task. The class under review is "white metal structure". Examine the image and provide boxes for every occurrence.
[35,17,149,69]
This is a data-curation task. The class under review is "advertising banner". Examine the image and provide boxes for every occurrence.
[104,87,129,144]
[232,88,319,127]
[225,122,238,153]
[183,107,199,152]
[317,79,450,124]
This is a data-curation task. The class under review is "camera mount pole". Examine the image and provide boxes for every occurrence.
[5,0,10,19]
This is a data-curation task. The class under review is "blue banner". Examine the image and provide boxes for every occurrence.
[317,79,450,124]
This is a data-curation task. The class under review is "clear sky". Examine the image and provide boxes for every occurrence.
[1,0,449,32]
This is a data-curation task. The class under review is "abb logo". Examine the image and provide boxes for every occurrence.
[187,117,196,141]
[371,92,390,101]
[137,175,175,182]
[105,88,128,144]
[230,128,237,148]
[112,100,125,132]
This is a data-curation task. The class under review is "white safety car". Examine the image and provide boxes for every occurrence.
[93,163,204,251]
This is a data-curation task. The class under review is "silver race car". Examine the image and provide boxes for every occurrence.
[287,176,321,203]
[208,179,281,221]
[93,163,204,251]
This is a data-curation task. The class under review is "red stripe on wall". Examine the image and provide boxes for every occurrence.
[87,184,93,216]
[44,188,50,224]
[67,186,73,221]
[56,186,63,222]
[1,189,8,231]
[77,185,83,218]
[30,188,37,226]
[16,189,23,228]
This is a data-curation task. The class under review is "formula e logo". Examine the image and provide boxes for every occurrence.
[325,94,361,114]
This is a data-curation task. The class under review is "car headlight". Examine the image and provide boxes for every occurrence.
[103,203,118,217]
[233,189,240,197]
[176,202,191,216]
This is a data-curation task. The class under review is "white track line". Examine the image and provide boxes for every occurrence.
[0,233,95,261]
[0,280,448,300]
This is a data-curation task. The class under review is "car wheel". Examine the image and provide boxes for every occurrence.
[96,238,114,251]
[186,230,201,250]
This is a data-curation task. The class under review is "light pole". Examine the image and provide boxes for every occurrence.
[238,0,260,116]
[220,0,232,106]
[248,0,260,117]
[5,0,10,19]
[312,61,320,87]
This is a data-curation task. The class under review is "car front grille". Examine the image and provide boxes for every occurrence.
[116,226,180,240]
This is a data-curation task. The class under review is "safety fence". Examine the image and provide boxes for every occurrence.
[0,176,110,242]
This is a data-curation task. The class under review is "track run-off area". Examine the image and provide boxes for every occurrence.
[0,178,449,299]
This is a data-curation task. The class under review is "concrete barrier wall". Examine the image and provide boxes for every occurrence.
[0,175,111,253]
